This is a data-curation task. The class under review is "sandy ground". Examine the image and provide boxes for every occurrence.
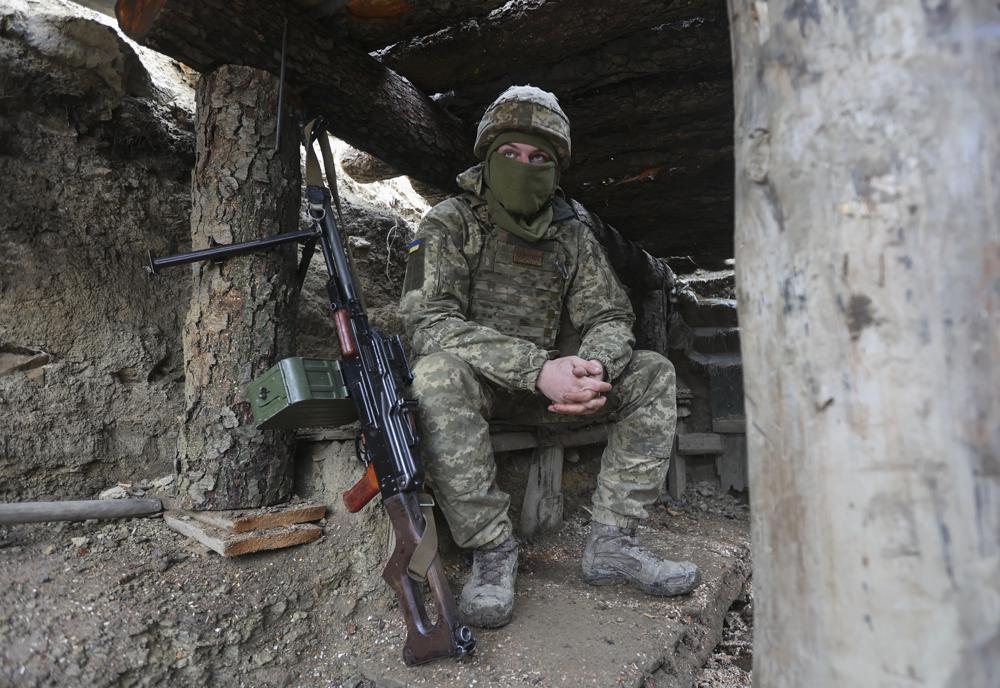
[0,476,750,688]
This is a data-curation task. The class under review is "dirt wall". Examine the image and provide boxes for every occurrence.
[0,1,418,501]
[0,1,195,500]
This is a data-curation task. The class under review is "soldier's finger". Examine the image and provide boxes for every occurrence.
[577,377,612,394]
[548,403,600,416]
[548,396,607,415]
[562,388,598,403]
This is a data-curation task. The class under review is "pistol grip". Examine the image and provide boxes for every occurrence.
[342,463,379,513]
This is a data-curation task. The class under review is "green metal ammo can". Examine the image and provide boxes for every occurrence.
[245,357,357,430]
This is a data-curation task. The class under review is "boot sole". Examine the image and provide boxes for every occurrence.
[582,568,699,596]
[459,604,513,629]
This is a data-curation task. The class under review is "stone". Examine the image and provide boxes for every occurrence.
[150,475,175,490]
[99,486,130,500]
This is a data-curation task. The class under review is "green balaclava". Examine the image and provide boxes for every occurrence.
[483,131,560,242]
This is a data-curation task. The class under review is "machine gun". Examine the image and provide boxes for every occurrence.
[147,120,475,666]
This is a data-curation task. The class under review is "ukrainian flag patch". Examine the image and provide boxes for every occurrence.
[403,237,425,294]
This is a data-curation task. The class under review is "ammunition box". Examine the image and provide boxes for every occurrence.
[246,357,357,430]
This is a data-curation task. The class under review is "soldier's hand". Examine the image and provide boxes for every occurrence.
[571,359,605,380]
[537,356,611,415]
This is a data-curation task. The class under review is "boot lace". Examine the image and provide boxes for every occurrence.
[476,540,515,586]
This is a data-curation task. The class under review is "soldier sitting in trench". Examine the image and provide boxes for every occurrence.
[400,85,699,628]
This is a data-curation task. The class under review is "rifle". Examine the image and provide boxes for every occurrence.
[147,119,475,666]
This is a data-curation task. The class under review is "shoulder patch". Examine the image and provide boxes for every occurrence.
[402,238,426,293]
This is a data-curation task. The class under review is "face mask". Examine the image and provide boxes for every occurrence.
[483,133,560,242]
[485,152,558,216]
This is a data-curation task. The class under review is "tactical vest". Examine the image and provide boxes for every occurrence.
[465,201,567,349]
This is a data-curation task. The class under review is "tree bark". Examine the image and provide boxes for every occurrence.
[291,0,509,52]
[115,0,472,191]
[339,145,402,184]
[730,1,999,685]
[378,0,722,93]
[176,65,301,510]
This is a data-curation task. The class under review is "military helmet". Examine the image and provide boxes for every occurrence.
[474,85,571,168]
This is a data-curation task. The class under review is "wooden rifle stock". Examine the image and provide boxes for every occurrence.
[342,463,379,513]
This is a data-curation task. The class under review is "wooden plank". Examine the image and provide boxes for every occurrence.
[713,417,746,434]
[491,431,540,454]
[183,503,326,534]
[677,432,724,455]
[519,445,564,540]
[491,425,610,454]
[667,435,687,501]
[716,435,748,493]
[163,513,322,557]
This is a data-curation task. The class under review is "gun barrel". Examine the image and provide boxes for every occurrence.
[147,228,318,273]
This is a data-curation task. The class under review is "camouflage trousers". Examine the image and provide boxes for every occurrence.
[411,350,677,550]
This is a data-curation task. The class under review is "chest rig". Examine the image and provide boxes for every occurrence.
[466,202,568,349]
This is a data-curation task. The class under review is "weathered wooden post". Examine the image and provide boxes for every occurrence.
[729,2,999,685]
[176,65,301,510]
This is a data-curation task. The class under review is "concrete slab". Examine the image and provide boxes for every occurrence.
[350,509,750,688]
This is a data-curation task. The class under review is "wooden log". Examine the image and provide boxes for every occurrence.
[339,145,402,184]
[427,14,732,123]
[729,0,1000,684]
[115,0,472,191]
[378,0,722,93]
[0,499,162,525]
[175,65,300,510]
[163,513,322,556]
[289,0,509,52]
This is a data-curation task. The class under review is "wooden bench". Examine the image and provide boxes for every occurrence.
[490,425,609,539]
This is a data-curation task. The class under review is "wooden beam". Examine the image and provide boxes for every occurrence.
[378,0,723,93]
[115,0,472,191]
[677,432,723,455]
[288,0,508,52]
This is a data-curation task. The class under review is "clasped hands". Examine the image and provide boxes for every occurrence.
[536,355,611,416]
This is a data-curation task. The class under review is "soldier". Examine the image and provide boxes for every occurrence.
[400,85,699,629]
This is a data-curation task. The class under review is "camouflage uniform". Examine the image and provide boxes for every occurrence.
[401,164,677,550]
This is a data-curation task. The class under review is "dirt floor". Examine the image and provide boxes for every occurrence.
[0,474,750,688]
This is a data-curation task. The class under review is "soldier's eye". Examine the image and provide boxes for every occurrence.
[503,150,517,159]
[529,152,551,164]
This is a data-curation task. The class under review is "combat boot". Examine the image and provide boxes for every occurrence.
[459,536,518,628]
[581,522,699,596]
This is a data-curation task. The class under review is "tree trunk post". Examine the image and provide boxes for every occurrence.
[176,65,301,510]
[729,2,999,685]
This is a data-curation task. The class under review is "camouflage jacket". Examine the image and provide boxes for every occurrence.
[400,164,635,392]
